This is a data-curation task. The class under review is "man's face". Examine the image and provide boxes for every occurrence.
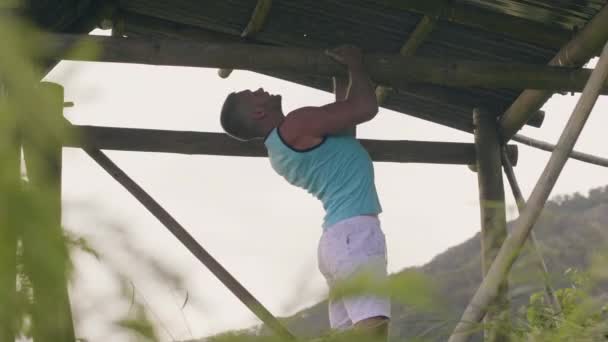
[235,88,281,118]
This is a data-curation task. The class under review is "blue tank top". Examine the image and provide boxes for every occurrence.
[264,127,382,230]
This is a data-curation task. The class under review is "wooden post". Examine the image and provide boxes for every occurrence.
[43,34,608,93]
[448,41,608,342]
[22,82,75,342]
[473,108,509,341]
[499,4,608,140]
[0,83,18,342]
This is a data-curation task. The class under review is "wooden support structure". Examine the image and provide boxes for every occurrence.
[473,109,509,341]
[218,0,272,78]
[381,0,571,49]
[499,4,608,141]
[513,133,608,168]
[42,34,608,93]
[448,41,608,342]
[0,84,18,342]
[81,144,296,341]
[375,15,437,104]
[114,11,542,130]
[62,124,519,166]
[500,148,562,315]
[21,83,76,342]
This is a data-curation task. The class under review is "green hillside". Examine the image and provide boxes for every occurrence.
[275,186,608,341]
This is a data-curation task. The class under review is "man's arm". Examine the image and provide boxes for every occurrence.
[281,45,378,139]
[333,76,356,136]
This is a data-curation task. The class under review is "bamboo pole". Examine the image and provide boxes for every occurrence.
[117,11,544,130]
[0,84,18,342]
[21,82,75,342]
[500,148,562,315]
[42,34,608,93]
[218,0,272,78]
[381,0,570,49]
[81,145,296,340]
[499,4,608,141]
[62,124,519,165]
[513,134,608,168]
[448,41,608,342]
[375,15,437,104]
[473,109,509,341]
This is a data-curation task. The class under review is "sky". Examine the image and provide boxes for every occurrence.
[42,30,607,341]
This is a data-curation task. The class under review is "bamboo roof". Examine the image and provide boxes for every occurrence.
[21,0,608,132]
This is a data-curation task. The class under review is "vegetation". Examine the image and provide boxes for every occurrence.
[1,11,188,342]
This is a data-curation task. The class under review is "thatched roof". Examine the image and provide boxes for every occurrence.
[20,0,608,132]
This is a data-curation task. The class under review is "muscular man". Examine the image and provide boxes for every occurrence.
[220,45,390,340]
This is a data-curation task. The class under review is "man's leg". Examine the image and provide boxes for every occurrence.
[338,218,391,340]
[319,216,390,339]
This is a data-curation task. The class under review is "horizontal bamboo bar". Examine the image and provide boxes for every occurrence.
[513,133,608,168]
[115,11,543,130]
[62,125,519,166]
[43,34,608,93]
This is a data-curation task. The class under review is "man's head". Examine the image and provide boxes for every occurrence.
[220,88,283,141]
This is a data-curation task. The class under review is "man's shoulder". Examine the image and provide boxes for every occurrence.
[280,110,326,151]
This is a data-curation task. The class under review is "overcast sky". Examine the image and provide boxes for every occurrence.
[42,30,607,341]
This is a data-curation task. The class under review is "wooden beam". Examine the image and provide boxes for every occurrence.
[448,41,608,342]
[42,34,608,92]
[116,13,544,130]
[21,83,75,342]
[473,108,509,341]
[82,146,296,340]
[513,134,608,168]
[62,125,519,166]
[376,15,437,104]
[499,4,608,141]
[381,0,571,49]
[218,0,272,78]
[0,84,18,342]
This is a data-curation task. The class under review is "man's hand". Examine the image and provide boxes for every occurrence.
[325,45,364,70]
[278,44,376,142]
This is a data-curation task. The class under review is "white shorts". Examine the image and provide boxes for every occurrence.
[317,215,390,330]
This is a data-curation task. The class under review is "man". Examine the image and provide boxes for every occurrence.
[220,45,389,340]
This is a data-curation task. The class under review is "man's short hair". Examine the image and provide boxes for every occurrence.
[220,92,259,141]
